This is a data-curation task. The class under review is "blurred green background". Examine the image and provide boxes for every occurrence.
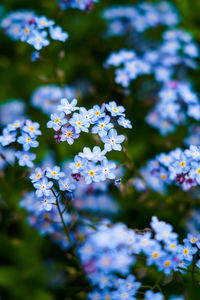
[1,0,200,299]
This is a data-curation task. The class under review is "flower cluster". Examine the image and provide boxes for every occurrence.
[79,216,195,299]
[136,145,200,193]
[20,191,71,249]
[0,119,41,167]
[146,81,200,135]
[31,84,77,115]
[29,164,75,210]
[47,98,132,184]
[1,11,68,50]
[102,1,179,36]
[105,28,199,88]
[57,0,98,11]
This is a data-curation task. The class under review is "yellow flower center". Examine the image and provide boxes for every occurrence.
[25,28,29,34]
[36,173,41,178]
[55,118,60,123]
[113,108,118,112]
[76,163,81,168]
[89,170,95,176]
[170,244,176,249]
[152,252,159,258]
[164,260,171,267]
[197,169,200,174]
[26,137,31,142]
[52,171,57,175]
[100,123,104,128]
[161,174,166,179]
[67,132,72,137]
[14,123,19,127]
[30,127,34,131]
[191,238,197,242]
[180,161,186,167]
[77,121,82,126]
[96,111,100,115]
[183,249,189,255]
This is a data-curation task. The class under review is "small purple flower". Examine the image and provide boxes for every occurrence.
[60,126,79,144]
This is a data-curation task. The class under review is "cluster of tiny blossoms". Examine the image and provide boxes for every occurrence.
[0,119,41,168]
[102,1,179,36]
[47,98,132,184]
[135,145,200,193]
[146,81,200,135]
[1,11,68,50]
[79,216,197,299]
[105,8,199,135]
[20,190,71,249]
[57,0,98,11]
[31,84,77,115]
[106,29,198,89]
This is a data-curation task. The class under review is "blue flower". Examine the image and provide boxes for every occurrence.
[46,166,65,180]
[33,177,53,197]
[106,101,125,117]
[17,133,39,151]
[117,116,132,128]
[79,107,95,125]
[92,115,114,137]
[27,30,50,50]
[145,290,164,300]
[79,146,105,162]
[15,151,36,168]
[177,243,197,262]
[100,158,116,180]
[184,233,200,248]
[115,69,130,87]
[101,129,125,152]
[69,113,90,134]
[60,126,79,144]
[49,26,69,41]
[117,274,141,295]
[69,155,87,173]
[185,145,200,160]
[157,255,177,275]
[91,104,105,122]
[7,120,23,131]
[31,51,40,62]
[47,112,67,131]
[83,162,101,184]
[57,98,79,115]
[30,167,45,183]
[170,153,190,175]
[39,195,56,211]
[23,120,41,137]
[58,177,75,192]
[35,16,55,29]
[0,128,16,146]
